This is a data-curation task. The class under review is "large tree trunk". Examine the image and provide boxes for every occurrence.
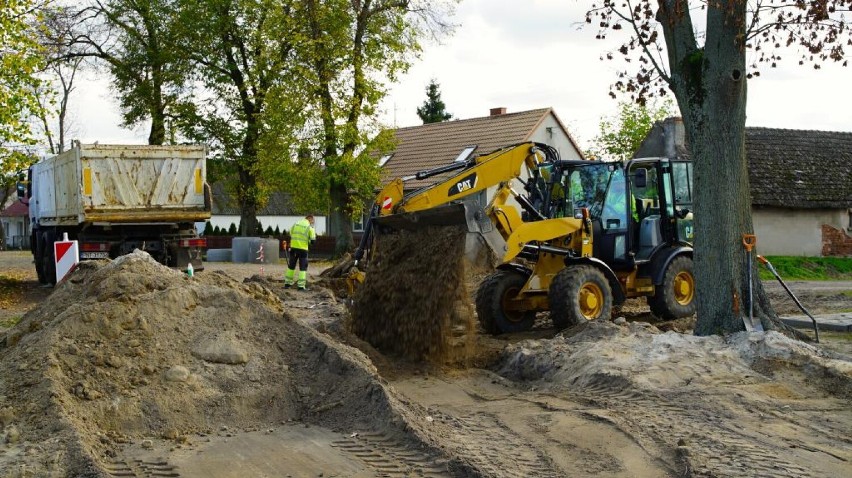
[237,165,259,236]
[329,182,354,254]
[661,0,780,335]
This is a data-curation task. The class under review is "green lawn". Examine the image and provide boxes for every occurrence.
[757,256,852,281]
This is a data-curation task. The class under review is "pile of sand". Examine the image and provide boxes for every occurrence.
[496,320,852,477]
[350,226,476,361]
[0,251,445,476]
[498,320,851,395]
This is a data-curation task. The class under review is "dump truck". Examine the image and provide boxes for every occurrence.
[17,142,212,284]
[352,142,695,334]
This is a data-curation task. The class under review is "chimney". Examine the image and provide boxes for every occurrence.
[490,107,507,116]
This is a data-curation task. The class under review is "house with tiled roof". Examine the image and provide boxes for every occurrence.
[374,107,585,231]
[635,117,852,256]
[381,107,585,188]
[1,193,30,249]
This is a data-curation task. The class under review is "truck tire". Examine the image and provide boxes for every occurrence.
[41,232,57,286]
[549,265,613,328]
[34,233,47,284]
[475,270,535,334]
[648,255,695,320]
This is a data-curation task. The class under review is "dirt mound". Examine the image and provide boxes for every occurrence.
[496,320,852,477]
[350,226,476,361]
[0,251,444,476]
[499,319,852,393]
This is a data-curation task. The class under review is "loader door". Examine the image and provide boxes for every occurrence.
[595,168,633,268]
[670,161,694,244]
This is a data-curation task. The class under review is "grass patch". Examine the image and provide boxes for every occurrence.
[0,316,22,328]
[757,256,852,281]
[0,273,27,309]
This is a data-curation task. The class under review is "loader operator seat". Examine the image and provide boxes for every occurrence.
[636,215,662,260]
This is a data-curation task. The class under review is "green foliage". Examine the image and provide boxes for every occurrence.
[1,0,44,167]
[587,100,674,161]
[416,79,452,124]
[296,0,445,252]
[213,225,221,235]
[74,0,194,145]
[757,256,852,281]
[264,226,273,236]
[227,223,237,235]
[203,221,213,235]
[274,225,280,236]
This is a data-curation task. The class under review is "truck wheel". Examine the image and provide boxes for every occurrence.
[475,270,535,334]
[549,265,613,328]
[648,255,695,320]
[34,235,47,284]
[42,232,57,286]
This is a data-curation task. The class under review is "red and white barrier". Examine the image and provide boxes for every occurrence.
[54,233,79,284]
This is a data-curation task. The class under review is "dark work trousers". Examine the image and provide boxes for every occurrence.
[288,248,309,271]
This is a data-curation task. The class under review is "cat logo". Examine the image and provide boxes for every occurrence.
[448,173,478,197]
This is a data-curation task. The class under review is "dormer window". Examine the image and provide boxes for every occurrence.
[453,146,477,163]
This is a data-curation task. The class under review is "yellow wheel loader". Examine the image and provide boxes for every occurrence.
[352,142,696,334]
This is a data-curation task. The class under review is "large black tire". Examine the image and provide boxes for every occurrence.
[475,270,536,334]
[34,232,47,284]
[648,255,695,320]
[42,232,56,286]
[549,265,613,328]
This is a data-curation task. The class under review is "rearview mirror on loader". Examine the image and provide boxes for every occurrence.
[633,168,647,188]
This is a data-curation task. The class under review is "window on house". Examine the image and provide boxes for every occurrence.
[353,213,366,232]
[453,146,477,163]
[378,154,393,167]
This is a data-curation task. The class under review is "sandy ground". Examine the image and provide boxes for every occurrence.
[0,250,850,477]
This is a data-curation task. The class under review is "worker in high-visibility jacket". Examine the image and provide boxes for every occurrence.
[284,215,317,290]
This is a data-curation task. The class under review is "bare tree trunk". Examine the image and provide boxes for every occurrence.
[661,0,779,334]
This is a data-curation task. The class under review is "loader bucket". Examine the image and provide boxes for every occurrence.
[372,202,504,267]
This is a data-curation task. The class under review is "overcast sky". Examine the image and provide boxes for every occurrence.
[71,0,851,150]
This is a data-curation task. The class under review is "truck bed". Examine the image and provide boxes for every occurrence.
[31,144,211,226]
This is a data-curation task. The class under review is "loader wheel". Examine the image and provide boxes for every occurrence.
[648,255,695,320]
[475,270,535,334]
[549,265,613,328]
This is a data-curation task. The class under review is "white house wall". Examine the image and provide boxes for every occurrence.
[485,117,585,217]
[200,215,328,235]
[526,116,584,160]
[752,207,846,256]
[1,217,28,248]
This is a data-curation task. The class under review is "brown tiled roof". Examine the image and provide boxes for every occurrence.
[382,108,579,188]
[0,201,28,217]
[746,128,852,208]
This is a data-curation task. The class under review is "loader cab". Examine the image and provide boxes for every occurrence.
[626,158,694,261]
[561,158,694,269]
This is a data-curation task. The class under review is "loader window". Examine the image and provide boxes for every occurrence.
[672,162,693,204]
[600,169,629,230]
[567,164,611,218]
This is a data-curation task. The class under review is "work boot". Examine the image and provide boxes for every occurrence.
[297,286,309,291]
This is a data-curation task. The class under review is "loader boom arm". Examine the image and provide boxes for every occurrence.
[376,143,552,216]
[354,143,557,264]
